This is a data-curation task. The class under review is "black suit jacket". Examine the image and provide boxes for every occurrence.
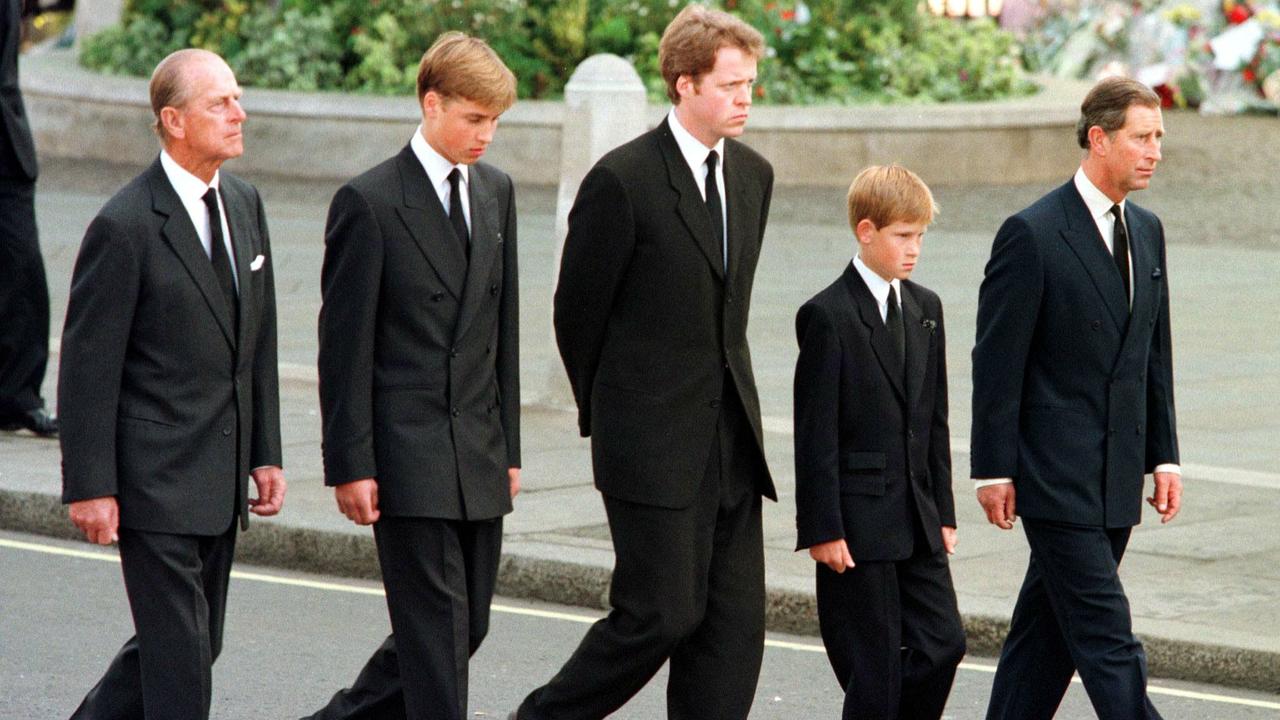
[59,157,282,535]
[554,119,776,509]
[317,145,520,521]
[793,267,954,561]
[971,180,1179,528]
[1,0,37,181]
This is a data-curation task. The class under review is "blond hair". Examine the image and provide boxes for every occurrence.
[416,31,517,112]
[658,4,765,104]
[847,165,938,232]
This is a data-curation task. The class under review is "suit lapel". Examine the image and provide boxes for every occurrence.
[657,121,725,281]
[901,284,929,411]
[224,181,255,354]
[1057,182,1129,331]
[1117,206,1155,357]
[842,267,905,401]
[149,159,236,349]
[724,142,753,288]
[392,146,467,300]
[453,167,500,343]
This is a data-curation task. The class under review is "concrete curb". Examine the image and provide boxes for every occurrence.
[5,487,1276,694]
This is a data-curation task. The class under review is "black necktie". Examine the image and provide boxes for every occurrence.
[1110,204,1131,305]
[448,168,470,262]
[704,150,725,271]
[202,188,238,339]
[886,284,905,372]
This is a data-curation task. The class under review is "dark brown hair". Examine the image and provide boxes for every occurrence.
[1075,77,1161,149]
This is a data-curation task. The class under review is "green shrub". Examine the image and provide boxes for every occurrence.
[79,0,1034,104]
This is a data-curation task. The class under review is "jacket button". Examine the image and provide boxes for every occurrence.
[1091,320,1101,330]
[1149,318,1155,327]
[489,284,499,296]
[908,430,916,440]
[431,292,444,302]
[709,399,720,408]
[1136,424,1143,435]
[450,347,458,358]
[451,407,460,417]
[222,428,232,437]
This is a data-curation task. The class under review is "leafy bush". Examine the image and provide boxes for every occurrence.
[80,0,1035,104]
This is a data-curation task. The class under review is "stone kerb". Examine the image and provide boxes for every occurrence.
[20,49,1090,187]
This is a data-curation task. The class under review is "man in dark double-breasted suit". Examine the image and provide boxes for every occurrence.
[514,7,774,720]
[308,32,520,720]
[0,0,57,436]
[794,165,965,720]
[972,77,1181,719]
[60,49,284,720]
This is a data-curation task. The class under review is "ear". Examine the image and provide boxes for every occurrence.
[1087,125,1109,155]
[422,90,440,121]
[855,218,877,245]
[675,73,697,100]
[159,106,184,141]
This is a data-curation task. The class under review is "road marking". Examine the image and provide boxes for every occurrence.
[5,536,1279,710]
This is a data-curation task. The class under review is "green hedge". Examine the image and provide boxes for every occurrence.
[80,0,1034,103]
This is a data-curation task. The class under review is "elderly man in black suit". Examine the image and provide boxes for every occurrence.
[307,31,520,720]
[59,48,284,720]
[971,76,1181,720]
[0,0,57,436]
[513,6,775,720]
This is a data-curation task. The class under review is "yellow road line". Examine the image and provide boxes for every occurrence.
[4,536,1278,710]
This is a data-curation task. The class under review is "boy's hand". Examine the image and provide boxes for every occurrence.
[941,526,958,554]
[809,538,855,573]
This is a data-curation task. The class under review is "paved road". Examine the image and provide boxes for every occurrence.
[3,530,1278,720]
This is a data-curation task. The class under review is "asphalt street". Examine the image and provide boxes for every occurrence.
[3,530,1278,720]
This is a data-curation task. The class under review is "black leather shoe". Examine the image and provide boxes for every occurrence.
[0,407,59,437]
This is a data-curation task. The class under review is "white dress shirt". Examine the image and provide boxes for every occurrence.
[159,150,237,290]
[668,109,727,269]
[852,254,900,323]
[410,125,471,233]
[974,168,1179,489]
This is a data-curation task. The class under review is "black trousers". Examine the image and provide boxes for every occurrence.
[0,178,50,417]
[305,516,503,720]
[71,523,237,720]
[986,519,1161,720]
[815,521,965,720]
[518,386,767,720]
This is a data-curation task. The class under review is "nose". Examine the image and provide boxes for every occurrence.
[478,120,496,144]
[230,99,246,123]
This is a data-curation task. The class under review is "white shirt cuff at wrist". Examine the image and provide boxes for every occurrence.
[973,478,1013,488]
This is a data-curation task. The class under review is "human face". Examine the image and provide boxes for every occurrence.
[673,46,757,148]
[857,218,927,282]
[164,56,245,178]
[421,92,502,165]
[1093,104,1164,201]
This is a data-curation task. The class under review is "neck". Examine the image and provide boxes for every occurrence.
[673,105,719,149]
[1080,159,1125,204]
[165,144,220,184]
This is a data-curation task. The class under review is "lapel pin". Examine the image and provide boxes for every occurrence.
[1151,267,1162,279]
[250,254,265,271]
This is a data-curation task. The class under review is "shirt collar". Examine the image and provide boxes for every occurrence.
[668,108,725,173]
[159,149,219,202]
[1074,166,1124,223]
[853,254,900,310]
[411,125,468,190]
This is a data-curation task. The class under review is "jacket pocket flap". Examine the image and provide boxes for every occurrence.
[840,475,887,496]
[844,451,886,471]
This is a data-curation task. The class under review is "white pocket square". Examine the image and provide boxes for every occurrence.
[250,254,265,271]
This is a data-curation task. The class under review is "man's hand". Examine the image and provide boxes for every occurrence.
[977,484,1017,530]
[69,496,119,545]
[808,538,855,573]
[508,467,521,499]
[1148,471,1182,524]
[335,478,380,525]
[941,526,958,554]
[249,466,286,516]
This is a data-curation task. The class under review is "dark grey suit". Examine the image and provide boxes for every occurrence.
[518,119,774,720]
[0,0,52,421]
[310,145,519,720]
[59,157,282,719]
[972,180,1178,719]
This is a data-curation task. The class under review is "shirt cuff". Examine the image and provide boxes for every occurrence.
[973,478,1013,488]
[1153,463,1180,476]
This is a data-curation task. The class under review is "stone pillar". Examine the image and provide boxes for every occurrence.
[74,0,126,44]
[542,54,648,407]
